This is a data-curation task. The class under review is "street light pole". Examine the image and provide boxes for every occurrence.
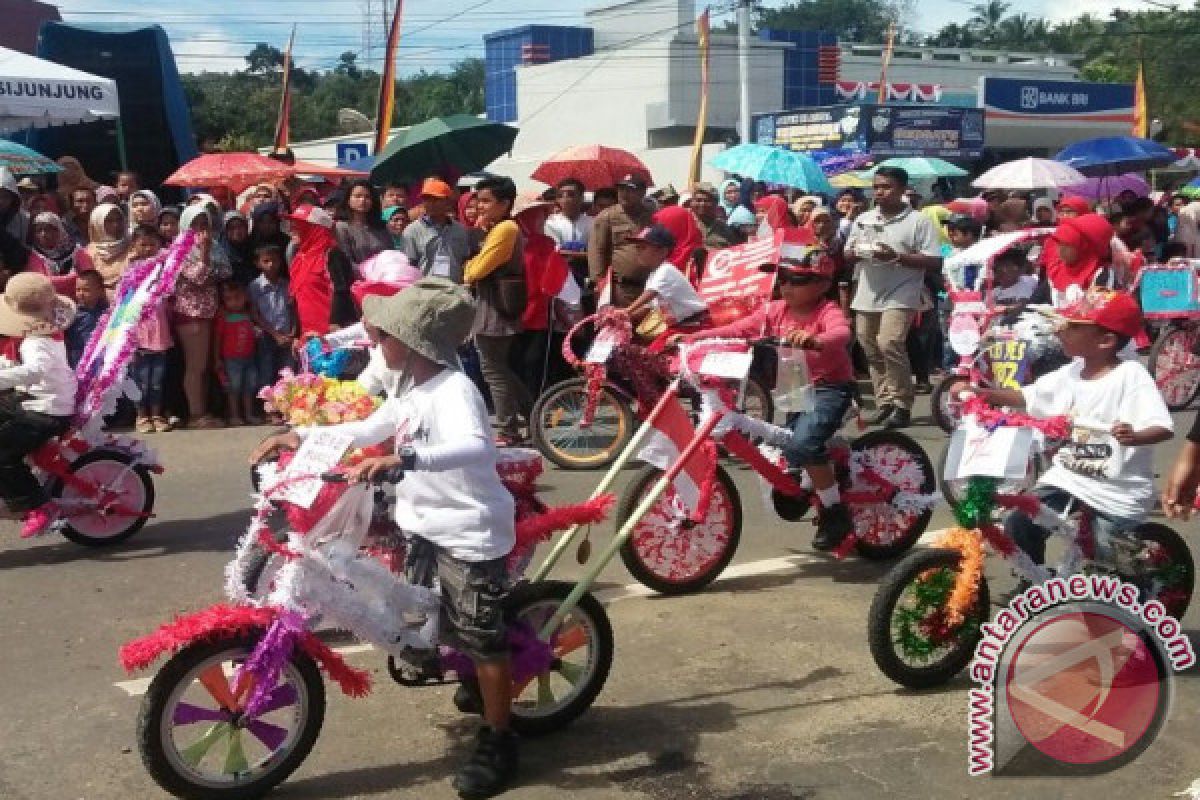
[737,0,753,144]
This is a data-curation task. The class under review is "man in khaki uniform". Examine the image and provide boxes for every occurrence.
[587,173,653,307]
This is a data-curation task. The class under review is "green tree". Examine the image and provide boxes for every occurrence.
[244,43,285,74]
[968,0,1011,43]
[754,0,913,43]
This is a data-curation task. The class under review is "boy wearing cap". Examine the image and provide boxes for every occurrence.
[625,224,708,331]
[673,244,857,551]
[0,273,79,537]
[955,290,1173,567]
[251,278,520,798]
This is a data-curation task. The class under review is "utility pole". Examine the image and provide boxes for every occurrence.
[737,0,754,144]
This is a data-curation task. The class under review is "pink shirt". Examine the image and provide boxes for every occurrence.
[135,305,173,352]
[690,298,854,385]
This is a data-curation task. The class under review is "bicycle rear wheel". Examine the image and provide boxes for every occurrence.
[530,377,635,470]
[1148,324,1200,411]
[54,449,155,546]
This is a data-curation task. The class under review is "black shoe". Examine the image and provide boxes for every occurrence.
[864,403,896,425]
[883,408,912,429]
[453,679,483,714]
[813,503,854,551]
[453,726,519,799]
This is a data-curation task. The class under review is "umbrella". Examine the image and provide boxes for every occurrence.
[290,159,369,180]
[972,157,1085,190]
[872,157,967,179]
[1064,173,1150,202]
[944,228,1054,277]
[709,144,833,194]
[0,139,61,174]
[370,114,517,184]
[531,144,652,191]
[1171,148,1200,170]
[165,152,292,189]
[1054,136,1176,177]
[829,171,871,189]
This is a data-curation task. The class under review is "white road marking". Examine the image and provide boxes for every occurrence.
[113,552,824,697]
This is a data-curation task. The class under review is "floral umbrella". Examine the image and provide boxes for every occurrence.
[164,153,293,189]
[532,144,653,191]
[0,139,62,174]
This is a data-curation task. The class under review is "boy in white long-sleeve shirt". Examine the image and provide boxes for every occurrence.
[0,273,79,537]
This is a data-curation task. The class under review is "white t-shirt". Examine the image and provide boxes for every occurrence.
[543,212,593,250]
[1021,359,1173,520]
[0,336,77,416]
[307,369,514,561]
[992,275,1039,305]
[645,262,708,323]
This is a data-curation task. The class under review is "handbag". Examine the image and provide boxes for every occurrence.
[493,273,528,321]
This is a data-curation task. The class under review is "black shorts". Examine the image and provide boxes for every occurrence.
[406,537,509,662]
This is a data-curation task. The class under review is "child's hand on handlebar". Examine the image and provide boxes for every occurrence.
[344,455,405,484]
[249,431,302,464]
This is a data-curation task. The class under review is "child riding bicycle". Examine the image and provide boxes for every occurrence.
[674,243,856,551]
[251,277,520,800]
[953,290,1173,568]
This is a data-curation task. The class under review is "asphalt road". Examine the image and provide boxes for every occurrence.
[1,398,1198,800]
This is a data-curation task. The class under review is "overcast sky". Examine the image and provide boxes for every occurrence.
[50,0,1150,74]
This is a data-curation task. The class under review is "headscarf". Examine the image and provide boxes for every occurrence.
[947,196,989,223]
[382,205,408,246]
[222,210,255,284]
[1043,213,1113,292]
[249,201,290,254]
[921,205,952,245]
[31,211,76,265]
[1056,196,1092,216]
[288,209,341,335]
[55,156,97,205]
[652,205,705,276]
[1175,201,1200,258]
[1032,198,1057,225]
[754,195,793,233]
[457,191,477,226]
[85,203,130,284]
[792,195,823,227]
[727,206,756,229]
[95,185,119,205]
[127,189,162,230]
[718,179,741,215]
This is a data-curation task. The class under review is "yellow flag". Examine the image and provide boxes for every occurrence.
[1132,61,1149,138]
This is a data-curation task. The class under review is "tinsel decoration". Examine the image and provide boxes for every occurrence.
[936,528,985,626]
[954,476,998,530]
[119,604,278,673]
[239,610,309,718]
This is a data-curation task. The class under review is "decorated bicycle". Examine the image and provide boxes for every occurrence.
[530,233,784,470]
[1,232,196,546]
[868,395,1194,689]
[1139,257,1200,410]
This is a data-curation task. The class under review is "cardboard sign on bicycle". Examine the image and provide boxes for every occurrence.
[944,423,1033,481]
[280,430,355,509]
[697,232,783,325]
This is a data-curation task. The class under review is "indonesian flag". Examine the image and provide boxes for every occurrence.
[638,394,716,513]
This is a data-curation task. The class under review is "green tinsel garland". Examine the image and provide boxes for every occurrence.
[954,476,998,530]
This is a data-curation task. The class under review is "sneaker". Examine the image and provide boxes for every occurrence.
[863,404,895,425]
[20,503,59,539]
[812,503,854,552]
[135,416,155,434]
[452,726,519,800]
[883,408,912,429]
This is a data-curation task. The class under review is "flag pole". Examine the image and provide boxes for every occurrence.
[876,22,895,105]
[373,1,405,155]
[687,8,712,187]
[272,25,296,154]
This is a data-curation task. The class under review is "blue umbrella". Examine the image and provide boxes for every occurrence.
[709,144,834,194]
[0,139,61,174]
[1054,136,1176,177]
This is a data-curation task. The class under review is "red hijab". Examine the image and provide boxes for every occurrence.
[458,191,478,227]
[753,195,793,232]
[515,205,569,331]
[652,205,705,278]
[1042,213,1113,292]
[288,208,341,335]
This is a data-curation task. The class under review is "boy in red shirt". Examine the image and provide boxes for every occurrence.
[212,282,259,426]
[678,243,856,550]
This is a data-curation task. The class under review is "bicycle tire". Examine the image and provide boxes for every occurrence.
[530,377,635,470]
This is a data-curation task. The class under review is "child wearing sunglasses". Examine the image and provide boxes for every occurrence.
[673,243,856,551]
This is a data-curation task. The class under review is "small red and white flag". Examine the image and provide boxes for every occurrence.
[638,395,715,513]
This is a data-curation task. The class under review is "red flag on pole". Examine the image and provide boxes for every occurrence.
[638,394,717,513]
[374,1,405,155]
[272,25,296,154]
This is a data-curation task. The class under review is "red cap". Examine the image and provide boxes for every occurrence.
[1056,290,1143,338]
[284,204,334,229]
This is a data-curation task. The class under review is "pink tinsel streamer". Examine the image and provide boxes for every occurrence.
[74,231,199,424]
[961,395,1071,440]
[119,603,277,673]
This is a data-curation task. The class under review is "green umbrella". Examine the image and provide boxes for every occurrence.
[370,114,518,184]
[871,157,968,179]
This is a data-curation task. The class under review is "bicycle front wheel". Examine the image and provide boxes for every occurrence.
[531,377,635,470]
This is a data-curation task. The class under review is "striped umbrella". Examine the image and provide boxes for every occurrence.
[0,139,61,174]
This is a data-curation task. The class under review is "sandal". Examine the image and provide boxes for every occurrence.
[153,416,174,432]
[187,415,224,429]
[135,416,155,434]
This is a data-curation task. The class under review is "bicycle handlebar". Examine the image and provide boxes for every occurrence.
[320,467,405,486]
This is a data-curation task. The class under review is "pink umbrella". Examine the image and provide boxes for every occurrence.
[1064,173,1150,201]
[532,144,653,191]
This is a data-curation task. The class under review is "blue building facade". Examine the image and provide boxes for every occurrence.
[758,29,839,108]
[484,25,594,123]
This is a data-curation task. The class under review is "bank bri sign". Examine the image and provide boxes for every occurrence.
[979,77,1135,124]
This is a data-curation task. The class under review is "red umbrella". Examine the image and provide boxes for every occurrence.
[531,144,653,191]
[164,153,293,189]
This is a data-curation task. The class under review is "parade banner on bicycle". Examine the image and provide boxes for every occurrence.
[697,230,784,325]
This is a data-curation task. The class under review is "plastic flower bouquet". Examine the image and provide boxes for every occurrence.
[258,369,381,427]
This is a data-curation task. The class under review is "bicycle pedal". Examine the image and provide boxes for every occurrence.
[386,654,446,687]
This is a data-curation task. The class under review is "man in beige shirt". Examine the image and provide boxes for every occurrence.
[587,173,653,307]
